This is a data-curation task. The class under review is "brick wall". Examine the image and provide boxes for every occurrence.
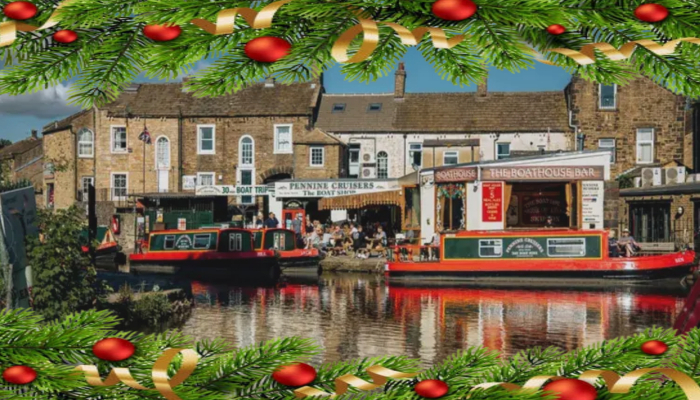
[43,129,76,209]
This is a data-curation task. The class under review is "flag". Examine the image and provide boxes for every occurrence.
[138,125,151,144]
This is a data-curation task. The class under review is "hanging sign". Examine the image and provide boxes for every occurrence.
[275,180,400,198]
[195,185,271,196]
[581,181,604,229]
[482,182,503,223]
[177,218,187,231]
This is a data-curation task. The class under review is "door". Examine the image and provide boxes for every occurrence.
[349,144,360,178]
[156,137,170,193]
[283,210,306,231]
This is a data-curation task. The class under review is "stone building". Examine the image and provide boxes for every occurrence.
[0,130,44,205]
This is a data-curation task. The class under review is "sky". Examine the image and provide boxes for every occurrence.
[0,47,572,143]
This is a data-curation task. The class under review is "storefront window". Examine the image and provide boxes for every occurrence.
[403,187,420,229]
[437,183,465,231]
[630,202,670,242]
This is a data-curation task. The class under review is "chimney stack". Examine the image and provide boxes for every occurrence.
[477,75,488,97]
[31,129,37,139]
[265,77,275,87]
[394,62,406,99]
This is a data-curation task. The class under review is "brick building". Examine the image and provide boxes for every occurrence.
[0,130,44,206]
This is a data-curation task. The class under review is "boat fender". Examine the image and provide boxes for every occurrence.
[112,215,121,235]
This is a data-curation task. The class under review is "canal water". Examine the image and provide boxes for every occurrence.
[169,272,686,368]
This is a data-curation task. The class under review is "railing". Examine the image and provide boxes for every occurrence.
[77,188,136,209]
[617,218,695,248]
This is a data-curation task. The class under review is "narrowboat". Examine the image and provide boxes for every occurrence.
[80,226,123,269]
[129,228,280,279]
[387,230,696,283]
[251,228,322,270]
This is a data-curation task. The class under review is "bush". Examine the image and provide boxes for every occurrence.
[108,283,191,331]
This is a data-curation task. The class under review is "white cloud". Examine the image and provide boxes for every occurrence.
[0,84,82,118]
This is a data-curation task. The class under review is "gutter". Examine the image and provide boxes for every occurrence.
[178,107,183,191]
[69,125,78,201]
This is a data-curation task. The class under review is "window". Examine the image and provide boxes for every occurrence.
[599,84,617,109]
[496,143,510,160]
[46,183,54,208]
[630,202,670,242]
[111,173,127,200]
[409,143,422,168]
[229,234,243,251]
[437,183,465,231]
[367,103,382,112]
[193,234,211,249]
[164,235,176,250]
[377,151,389,179]
[547,238,586,257]
[111,126,127,153]
[156,137,170,168]
[78,128,94,158]
[332,103,346,113]
[273,232,286,250]
[310,146,324,166]
[239,169,254,204]
[274,124,293,154]
[598,139,616,163]
[636,128,654,164]
[479,239,503,258]
[240,136,254,166]
[81,177,94,202]
[443,151,459,166]
[197,125,215,155]
[197,172,215,186]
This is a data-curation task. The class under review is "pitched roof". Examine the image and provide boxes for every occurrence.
[316,91,571,133]
[0,137,41,160]
[295,128,344,145]
[42,109,91,134]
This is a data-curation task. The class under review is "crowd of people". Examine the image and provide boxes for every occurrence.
[298,217,390,258]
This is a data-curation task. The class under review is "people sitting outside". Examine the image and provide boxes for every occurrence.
[617,228,639,257]
[264,212,279,229]
[353,225,369,259]
[372,226,388,256]
[305,215,314,234]
[322,227,332,251]
[305,229,319,250]
[608,229,620,258]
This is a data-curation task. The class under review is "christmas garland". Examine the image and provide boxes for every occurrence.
[1,0,700,107]
[3,308,700,400]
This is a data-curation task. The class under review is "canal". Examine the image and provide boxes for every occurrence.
[168,272,686,368]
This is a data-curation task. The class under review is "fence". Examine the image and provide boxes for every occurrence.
[617,218,695,247]
[77,188,136,209]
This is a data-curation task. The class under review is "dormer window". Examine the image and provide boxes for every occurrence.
[367,103,382,112]
[332,103,346,113]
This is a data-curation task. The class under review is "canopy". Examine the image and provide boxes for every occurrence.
[319,190,405,211]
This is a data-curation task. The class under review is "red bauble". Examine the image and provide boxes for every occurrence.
[432,0,477,21]
[3,1,38,20]
[53,30,78,44]
[143,24,182,42]
[634,4,668,23]
[546,24,566,35]
[271,363,317,387]
[92,338,136,361]
[244,36,292,63]
[415,379,450,399]
[543,379,598,400]
[2,366,37,385]
[641,340,669,355]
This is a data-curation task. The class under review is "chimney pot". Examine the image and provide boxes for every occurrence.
[265,77,275,87]
[31,129,37,139]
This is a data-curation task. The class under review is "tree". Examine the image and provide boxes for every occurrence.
[0,139,12,148]
[25,206,109,321]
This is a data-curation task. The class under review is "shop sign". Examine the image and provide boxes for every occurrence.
[482,166,604,181]
[581,181,604,229]
[195,185,271,196]
[435,168,477,183]
[482,182,503,223]
[522,195,564,225]
[275,180,400,198]
[182,176,196,190]
[505,238,545,258]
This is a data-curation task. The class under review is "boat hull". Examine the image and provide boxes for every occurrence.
[277,249,322,270]
[129,251,280,280]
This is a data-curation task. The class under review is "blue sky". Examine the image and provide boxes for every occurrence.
[0,47,572,143]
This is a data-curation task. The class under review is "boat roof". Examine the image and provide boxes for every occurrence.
[150,228,251,235]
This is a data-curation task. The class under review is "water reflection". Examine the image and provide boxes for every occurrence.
[177,273,686,367]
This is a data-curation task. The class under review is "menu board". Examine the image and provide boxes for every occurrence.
[482,182,503,223]
[581,181,604,229]
[521,194,564,225]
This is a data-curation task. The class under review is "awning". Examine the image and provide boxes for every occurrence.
[319,190,405,211]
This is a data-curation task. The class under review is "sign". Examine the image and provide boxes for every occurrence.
[275,180,400,198]
[136,217,145,237]
[434,166,605,183]
[435,168,478,183]
[285,200,303,209]
[145,215,150,234]
[482,182,503,223]
[177,218,187,231]
[183,176,196,190]
[175,236,192,250]
[521,195,564,225]
[156,210,163,223]
[505,238,545,258]
[195,185,271,197]
[443,234,603,260]
[581,181,604,229]
[0,186,38,308]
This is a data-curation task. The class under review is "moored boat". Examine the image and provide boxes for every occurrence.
[80,226,123,269]
[129,228,280,279]
[250,228,321,271]
[387,230,696,283]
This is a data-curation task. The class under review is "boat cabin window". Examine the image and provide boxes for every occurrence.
[229,234,243,251]
[479,239,503,258]
[273,232,286,250]
[163,235,176,250]
[547,238,586,257]
[506,182,578,229]
[193,234,211,250]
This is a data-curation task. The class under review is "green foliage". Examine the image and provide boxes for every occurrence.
[0,139,11,147]
[617,174,634,189]
[0,178,32,193]
[26,206,109,321]
[2,0,700,106]
[107,283,192,331]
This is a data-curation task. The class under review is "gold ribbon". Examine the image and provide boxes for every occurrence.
[190,0,293,35]
[74,348,199,400]
[293,365,418,398]
[0,0,74,47]
[542,38,700,65]
[471,368,700,400]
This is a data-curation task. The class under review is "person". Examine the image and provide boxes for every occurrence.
[291,213,303,245]
[617,228,639,257]
[264,212,279,229]
[372,226,388,256]
[608,229,620,257]
[322,227,332,250]
[353,225,368,258]
[255,212,264,229]
[544,216,554,228]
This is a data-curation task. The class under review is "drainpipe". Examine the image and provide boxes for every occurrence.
[403,134,407,176]
[178,107,183,191]
[92,106,98,196]
[69,126,78,201]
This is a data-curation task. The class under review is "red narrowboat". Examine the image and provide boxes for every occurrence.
[387,230,696,283]
[129,228,280,279]
[251,228,321,270]
[80,226,123,268]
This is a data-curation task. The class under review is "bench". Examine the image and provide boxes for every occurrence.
[636,242,676,254]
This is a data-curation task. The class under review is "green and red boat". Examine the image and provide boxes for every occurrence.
[250,228,321,270]
[387,230,696,283]
[129,228,280,279]
[80,226,123,268]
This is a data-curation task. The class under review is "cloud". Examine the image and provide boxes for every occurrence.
[0,84,82,119]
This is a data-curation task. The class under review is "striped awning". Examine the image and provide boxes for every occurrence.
[319,190,404,211]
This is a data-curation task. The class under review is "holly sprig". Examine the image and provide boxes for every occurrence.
[1,0,700,108]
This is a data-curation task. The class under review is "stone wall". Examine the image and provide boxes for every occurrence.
[603,181,619,229]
